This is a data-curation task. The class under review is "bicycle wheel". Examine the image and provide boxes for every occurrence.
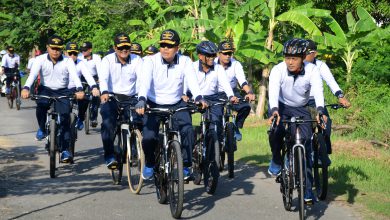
[281,150,293,211]
[168,140,184,219]
[7,87,14,109]
[49,119,57,178]
[69,113,77,158]
[204,131,219,195]
[225,122,235,178]
[15,84,21,110]
[85,102,90,134]
[295,147,305,220]
[313,133,329,200]
[192,139,202,185]
[126,129,144,194]
[155,133,168,204]
[111,130,123,185]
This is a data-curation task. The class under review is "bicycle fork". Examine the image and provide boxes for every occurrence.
[292,128,307,189]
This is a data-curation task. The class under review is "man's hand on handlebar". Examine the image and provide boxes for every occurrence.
[75,91,85,100]
[21,89,30,99]
[268,111,280,126]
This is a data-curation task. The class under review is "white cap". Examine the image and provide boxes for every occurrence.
[0,50,6,55]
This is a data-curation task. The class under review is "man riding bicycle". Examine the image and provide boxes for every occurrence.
[135,29,207,180]
[1,46,21,96]
[21,35,85,163]
[144,45,158,56]
[267,38,327,204]
[99,33,144,169]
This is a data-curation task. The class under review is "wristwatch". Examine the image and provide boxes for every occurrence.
[338,93,344,99]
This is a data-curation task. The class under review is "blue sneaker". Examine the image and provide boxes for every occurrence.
[304,189,316,205]
[76,118,84,131]
[268,160,281,176]
[60,150,73,163]
[105,155,118,170]
[35,129,46,141]
[142,165,154,180]
[234,127,242,141]
[183,167,192,181]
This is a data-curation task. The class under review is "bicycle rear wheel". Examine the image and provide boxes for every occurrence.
[168,140,184,219]
[225,122,235,178]
[313,133,329,200]
[281,149,293,211]
[49,119,57,178]
[69,113,77,158]
[15,84,21,110]
[295,147,305,220]
[192,126,202,185]
[85,102,90,134]
[155,133,168,204]
[204,131,219,195]
[126,129,144,194]
[111,130,123,185]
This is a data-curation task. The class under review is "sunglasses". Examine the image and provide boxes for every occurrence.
[117,46,131,51]
[68,51,78,56]
[221,52,233,56]
[160,43,176,49]
[205,54,217,59]
[50,47,63,51]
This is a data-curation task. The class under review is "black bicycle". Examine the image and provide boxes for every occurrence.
[109,95,144,193]
[7,73,21,110]
[271,116,318,220]
[146,105,194,219]
[84,86,100,135]
[31,94,75,178]
[191,101,220,194]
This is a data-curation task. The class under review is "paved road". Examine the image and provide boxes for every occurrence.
[0,98,361,220]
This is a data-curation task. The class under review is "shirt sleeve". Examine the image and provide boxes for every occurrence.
[78,61,96,87]
[1,55,7,68]
[27,59,33,69]
[24,57,41,88]
[217,66,234,98]
[135,57,144,94]
[94,55,103,78]
[184,58,202,99]
[318,61,342,95]
[99,56,110,94]
[310,66,325,108]
[137,56,153,100]
[233,61,248,88]
[268,66,282,111]
[67,58,82,89]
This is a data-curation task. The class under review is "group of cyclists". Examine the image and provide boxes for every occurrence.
[1,28,350,208]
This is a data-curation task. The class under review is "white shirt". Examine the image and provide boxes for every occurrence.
[138,52,202,105]
[309,59,342,97]
[99,53,143,96]
[78,54,102,77]
[1,53,20,69]
[24,54,82,90]
[68,58,97,89]
[27,57,35,70]
[191,60,234,97]
[215,58,247,91]
[269,61,324,110]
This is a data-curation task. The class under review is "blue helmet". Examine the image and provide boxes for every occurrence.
[196,41,218,55]
[283,38,309,56]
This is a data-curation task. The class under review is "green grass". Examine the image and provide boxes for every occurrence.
[232,116,390,219]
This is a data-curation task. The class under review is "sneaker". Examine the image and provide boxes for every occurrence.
[60,150,73,163]
[183,167,192,181]
[234,127,242,141]
[105,155,118,170]
[76,118,84,130]
[268,160,281,176]
[304,189,316,205]
[35,129,46,141]
[90,120,98,128]
[142,165,154,180]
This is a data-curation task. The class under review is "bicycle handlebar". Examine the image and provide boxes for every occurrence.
[325,103,346,110]
[30,94,75,101]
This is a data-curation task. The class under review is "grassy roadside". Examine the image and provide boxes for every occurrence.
[235,116,390,219]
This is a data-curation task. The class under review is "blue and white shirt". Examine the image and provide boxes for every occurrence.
[215,57,248,91]
[190,60,234,97]
[1,53,20,69]
[268,61,324,111]
[309,59,342,98]
[68,58,97,89]
[138,52,202,105]
[78,54,102,77]
[99,53,143,96]
[24,54,82,90]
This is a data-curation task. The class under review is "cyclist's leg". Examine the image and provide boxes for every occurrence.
[5,74,12,94]
[323,107,332,154]
[35,86,51,134]
[100,99,119,161]
[54,88,72,152]
[232,89,251,129]
[142,101,160,168]
[77,99,89,121]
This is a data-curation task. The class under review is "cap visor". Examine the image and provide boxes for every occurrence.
[116,42,131,47]
[159,40,176,45]
[67,50,79,53]
[220,49,233,53]
[49,45,64,49]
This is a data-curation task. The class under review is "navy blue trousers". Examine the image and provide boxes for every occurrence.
[142,100,194,167]
[36,86,72,151]
[204,94,224,143]
[307,99,332,154]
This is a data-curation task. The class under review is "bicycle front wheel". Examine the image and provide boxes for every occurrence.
[7,87,14,109]
[295,147,305,220]
[313,133,328,200]
[126,129,144,194]
[85,102,90,134]
[49,119,57,178]
[168,140,184,219]
[15,84,21,110]
[204,131,220,195]
[225,122,235,178]
[69,113,77,158]
[111,130,123,185]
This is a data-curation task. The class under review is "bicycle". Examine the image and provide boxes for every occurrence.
[145,105,194,219]
[31,94,75,178]
[7,72,21,110]
[84,84,100,134]
[271,116,319,220]
[191,101,220,194]
[109,95,144,194]
[69,97,79,158]
[311,104,345,201]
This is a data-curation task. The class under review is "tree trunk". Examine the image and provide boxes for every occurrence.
[256,66,270,118]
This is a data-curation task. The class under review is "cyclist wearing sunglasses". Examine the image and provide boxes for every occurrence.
[130,42,143,57]
[135,29,207,180]
[144,45,158,56]
[21,35,85,163]
[99,33,144,169]
[65,42,100,130]
[216,41,255,141]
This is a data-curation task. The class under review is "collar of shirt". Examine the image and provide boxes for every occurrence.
[161,54,179,67]
[46,54,64,63]
[287,67,305,77]
[115,53,131,64]
[198,60,214,74]
[217,58,232,69]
